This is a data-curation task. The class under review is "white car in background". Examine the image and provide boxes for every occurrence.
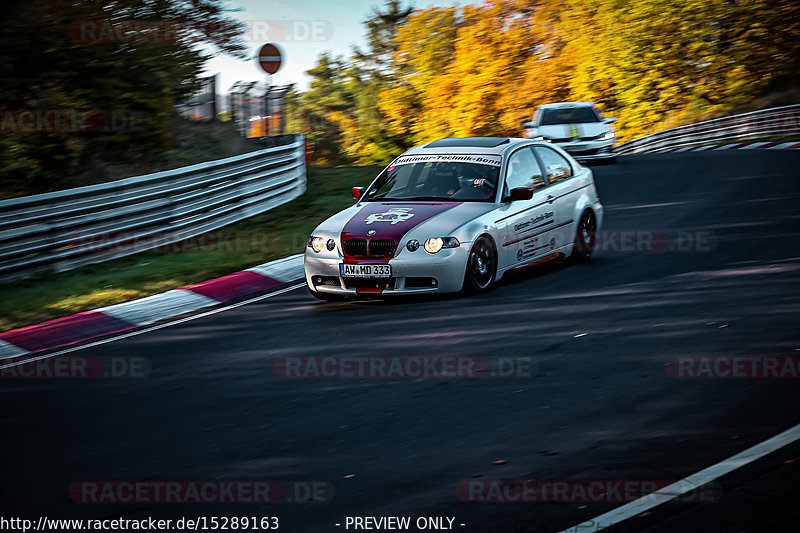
[523,102,617,163]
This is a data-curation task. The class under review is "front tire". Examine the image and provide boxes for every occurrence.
[571,209,597,262]
[463,235,497,293]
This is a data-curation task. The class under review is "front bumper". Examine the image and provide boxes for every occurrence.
[553,140,615,160]
[304,245,471,297]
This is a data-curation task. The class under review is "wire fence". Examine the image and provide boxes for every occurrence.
[176,75,293,138]
[175,75,218,121]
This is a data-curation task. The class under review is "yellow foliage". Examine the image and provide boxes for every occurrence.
[377,0,800,146]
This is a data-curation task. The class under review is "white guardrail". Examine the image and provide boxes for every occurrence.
[0,135,306,282]
[616,104,800,154]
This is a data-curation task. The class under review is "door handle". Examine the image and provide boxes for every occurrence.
[547,195,555,204]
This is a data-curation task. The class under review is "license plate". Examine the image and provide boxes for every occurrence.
[340,264,392,278]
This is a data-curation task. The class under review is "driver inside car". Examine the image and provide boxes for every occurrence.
[424,163,461,197]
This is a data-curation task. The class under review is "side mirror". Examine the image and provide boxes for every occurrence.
[521,121,535,129]
[509,187,534,201]
[603,117,617,124]
[352,187,365,200]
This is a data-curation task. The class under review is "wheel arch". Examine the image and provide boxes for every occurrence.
[570,206,598,262]
[461,232,499,293]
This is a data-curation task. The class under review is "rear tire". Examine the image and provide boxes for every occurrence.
[463,235,497,294]
[571,209,597,262]
[308,287,346,302]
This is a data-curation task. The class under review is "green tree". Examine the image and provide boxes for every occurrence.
[341,0,413,164]
[298,52,353,164]
[0,0,246,195]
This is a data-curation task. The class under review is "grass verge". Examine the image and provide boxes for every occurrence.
[0,165,382,332]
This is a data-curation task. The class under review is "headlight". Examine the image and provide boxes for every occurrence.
[596,131,615,141]
[531,136,547,141]
[424,237,460,254]
[308,236,325,253]
[424,238,443,254]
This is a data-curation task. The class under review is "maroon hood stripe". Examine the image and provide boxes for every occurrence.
[341,202,461,244]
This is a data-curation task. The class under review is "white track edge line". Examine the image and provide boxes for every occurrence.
[559,421,800,532]
[0,282,306,370]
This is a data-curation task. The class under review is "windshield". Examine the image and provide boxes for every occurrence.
[362,157,501,202]
[540,107,600,125]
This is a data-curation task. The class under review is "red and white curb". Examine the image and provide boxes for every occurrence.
[622,140,800,155]
[0,254,305,360]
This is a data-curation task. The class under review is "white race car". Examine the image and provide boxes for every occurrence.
[523,102,617,163]
[304,137,603,300]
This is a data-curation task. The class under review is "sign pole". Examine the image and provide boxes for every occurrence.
[257,43,283,139]
[264,74,272,137]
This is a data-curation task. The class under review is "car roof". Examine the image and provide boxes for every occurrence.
[425,137,510,148]
[536,101,596,110]
[401,137,532,157]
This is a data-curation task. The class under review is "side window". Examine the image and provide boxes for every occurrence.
[534,147,573,184]
[504,147,545,197]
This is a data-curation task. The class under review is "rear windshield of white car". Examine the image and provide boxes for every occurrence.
[363,158,501,203]
[540,107,600,125]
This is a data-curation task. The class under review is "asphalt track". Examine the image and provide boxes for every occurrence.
[2,150,800,532]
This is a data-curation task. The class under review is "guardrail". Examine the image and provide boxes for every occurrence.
[0,135,306,282]
[616,104,800,154]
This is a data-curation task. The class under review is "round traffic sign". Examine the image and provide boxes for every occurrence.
[258,43,282,75]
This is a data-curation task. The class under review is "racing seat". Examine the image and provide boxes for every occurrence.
[425,164,461,197]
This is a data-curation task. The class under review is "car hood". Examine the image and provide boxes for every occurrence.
[316,201,494,243]
[537,122,608,139]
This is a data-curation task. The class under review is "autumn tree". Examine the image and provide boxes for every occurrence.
[380,0,574,143]
[299,0,799,163]
[560,0,800,138]
[339,0,413,164]
[0,0,247,195]
[379,6,459,144]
